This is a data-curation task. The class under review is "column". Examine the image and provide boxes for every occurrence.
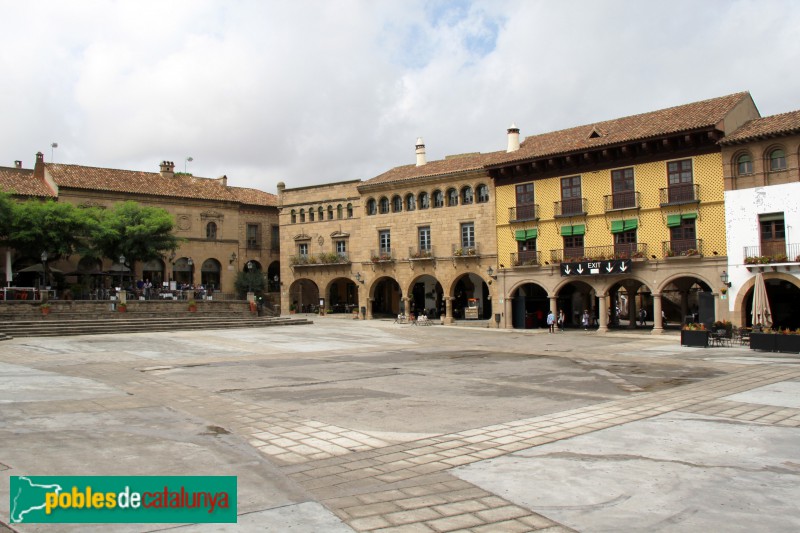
[652,293,664,335]
[366,298,374,320]
[444,297,454,325]
[597,294,608,333]
[549,296,558,316]
[504,296,514,329]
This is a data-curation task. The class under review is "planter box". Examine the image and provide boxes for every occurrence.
[750,332,777,352]
[681,330,709,347]
[776,335,800,354]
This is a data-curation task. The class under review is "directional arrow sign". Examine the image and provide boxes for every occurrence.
[560,259,633,277]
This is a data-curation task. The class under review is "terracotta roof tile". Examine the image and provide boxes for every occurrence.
[363,151,500,186]
[0,166,56,197]
[488,92,751,166]
[720,109,800,144]
[45,163,275,206]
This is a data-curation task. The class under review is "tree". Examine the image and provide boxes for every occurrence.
[234,269,266,298]
[0,192,14,243]
[90,201,182,278]
[5,199,95,261]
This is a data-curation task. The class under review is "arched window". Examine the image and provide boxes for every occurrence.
[461,186,474,205]
[318,206,324,220]
[419,191,430,209]
[392,195,402,212]
[337,204,343,219]
[447,188,458,206]
[769,148,787,171]
[309,208,315,222]
[291,209,297,223]
[206,222,217,240]
[736,153,753,176]
[406,194,416,211]
[347,203,353,218]
[433,190,444,208]
[476,184,489,203]
[299,209,305,222]
[379,197,389,214]
[327,205,333,220]
[366,199,377,216]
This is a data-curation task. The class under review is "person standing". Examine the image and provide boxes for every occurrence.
[582,309,590,330]
[639,307,647,326]
[558,309,565,331]
[547,310,555,333]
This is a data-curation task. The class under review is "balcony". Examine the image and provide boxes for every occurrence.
[663,239,703,258]
[509,204,539,222]
[554,198,588,218]
[246,241,261,250]
[290,252,351,267]
[409,246,435,260]
[452,243,479,257]
[604,191,640,211]
[511,250,541,267]
[744,242,800,265]
[550,243,648,263]
[370,249,395,263]
[659,184,700,206]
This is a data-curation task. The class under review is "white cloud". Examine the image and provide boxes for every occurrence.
[1,0,798,193]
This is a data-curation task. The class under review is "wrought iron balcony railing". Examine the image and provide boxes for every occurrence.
[554,198,588,217]
[663,239,703,257]
[743,242,800,263]
[550,243,648,263]
[370,249,395,262]
[409,246,435,259]
[290,253,351,266]
[659,183,700,206]
[509,204,540,222]
[452,243,479,257]
[604,191,640,211]
[511,250,541,267]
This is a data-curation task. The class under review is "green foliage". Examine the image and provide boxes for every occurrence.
[234,270,266,297]
[0,191,14,241]
[5,199,95,261]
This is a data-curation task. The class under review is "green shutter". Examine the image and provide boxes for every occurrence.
[681,212,697,220]
[623,219,638,231]
[515,230,527,241]
[572,224,585,235]
[610,220,624,234]
[666,214,681,227]
[527,229,538,239]
[560,225,573,236]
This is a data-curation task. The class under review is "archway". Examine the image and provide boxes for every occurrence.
[452,273,492,320]
[289,278,320,313]
[267,261,280,292]
[741,276,800,329]
[556,280,597,328]
[142,258,164,287]
[660,276,713,326]
[510,282,548,329]
[608,278,654,329]
[173,257,192,286]
[372,277,401,317]
[243,260,263,272]
[201,258,221,290]
[408,274,443,319]
[327,277,359,313]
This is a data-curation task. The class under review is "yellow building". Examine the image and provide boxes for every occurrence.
[486,92,759,331]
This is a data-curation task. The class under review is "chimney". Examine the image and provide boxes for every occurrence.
[14,160,22,169]
[277,181,285,207]
[159,160,175,178]
[507,123,520,152]
[218,175,227,187]
[415,137,426,166]
[34,152,45,180]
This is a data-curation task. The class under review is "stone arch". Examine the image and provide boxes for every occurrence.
[200,258,222,290]
[324,276,359,313]
[405,273,444,318]
[508,281,548,329]
[447,271,492,320]
[370,275,401,316]
[289,278,320,313]
[733,271,800,328]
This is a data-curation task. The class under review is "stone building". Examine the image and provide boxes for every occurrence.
[1,152,279,296]
[720,109,800,329]
[279,139,498,323]
[485,92,760,332]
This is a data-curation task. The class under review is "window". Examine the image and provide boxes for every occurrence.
[461,186,473,205]
[335,240,347,256]
[366,199,377,216]
[379,197,389,214]
[206,222,217,240]
[309,208,314,222]
[406,194,416,211]
[614,229,637,255]
[736,153,753,175]
[476,184,489,203]
[447,188,458,207]
[291,209,297,223]
[418,226,431,251]
[392,195,402,213]
[759,213,785,256]
[419,191,430,209]
[560,176,582,215]
[516,183,535,205]
[318,206,324,220]
[337,204,343,219]
[563,235,584,259]
[611,168,635,209]
[246,223,260,249]
[379,230,391,253]
[298,242,308,256]
[669,218,696,253]
[346,203,353,218]
[769,149,787,171]
[270,225,279,252]
[433,190,444,208]
[461,222,475,248]
[517,237,537,265]
[667,159,694,203]
[327,205,333,220]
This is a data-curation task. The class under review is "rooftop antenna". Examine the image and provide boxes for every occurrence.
[51,142,58,162]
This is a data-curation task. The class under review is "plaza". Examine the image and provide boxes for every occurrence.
[1,318,799,532]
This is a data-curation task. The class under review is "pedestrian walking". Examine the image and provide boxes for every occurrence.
[639,307,647,326]
[558,310,565,331]
[547,310,555,333]
[581,309,590,330]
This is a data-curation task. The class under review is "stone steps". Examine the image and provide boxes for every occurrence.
[0,315,311,338]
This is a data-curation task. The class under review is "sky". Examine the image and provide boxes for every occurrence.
[1,0,798,194]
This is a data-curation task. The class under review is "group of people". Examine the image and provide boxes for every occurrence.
[546,309,568,333]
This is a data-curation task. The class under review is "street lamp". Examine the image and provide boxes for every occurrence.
[118,254,126,293]
[187,257,194,288]
[720,270,732,288]
[246,261,254,294]
[40,251,48,292]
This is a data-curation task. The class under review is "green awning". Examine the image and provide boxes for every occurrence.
[681,212,697,220]
[560,225,573,236]
[610,220,624,233]
[623,219,638,231]
[572,224,585,236]
[515,229,538,241]
[666,214,682,227]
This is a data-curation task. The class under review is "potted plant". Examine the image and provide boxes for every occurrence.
[681,322,709,347]
[775,328,800,353]
[750,327,777,352]
[188,299,197,312]
[289,303,296,314]
[40,302,51,315]
[118,301,127,313]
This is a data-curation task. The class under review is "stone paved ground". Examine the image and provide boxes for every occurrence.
[1,317,798,532]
